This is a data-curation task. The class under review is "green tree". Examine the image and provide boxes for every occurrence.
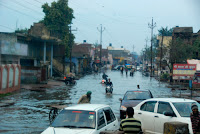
[158,27,173,36]
[192,39,200,59]
[15,28,28,34]
[168,38,193,71]
[41,0,74,57]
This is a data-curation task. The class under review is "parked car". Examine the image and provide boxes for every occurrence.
[119,89,153,119]
[42,104,119,134]
[133,98,200,134]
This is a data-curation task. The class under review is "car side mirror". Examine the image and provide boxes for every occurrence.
[164,112,175,117]
[119,98,122,102]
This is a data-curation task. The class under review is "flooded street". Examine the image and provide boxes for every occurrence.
[0,70,193,133]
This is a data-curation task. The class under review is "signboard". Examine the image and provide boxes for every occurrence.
[173,64,196,80]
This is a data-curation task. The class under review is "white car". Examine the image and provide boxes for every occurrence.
[133,98,200,134]
[42,104,119,134]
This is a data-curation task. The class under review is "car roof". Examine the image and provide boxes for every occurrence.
[126,89,150,92]
[145,98,196,103]
[64,104,110,111]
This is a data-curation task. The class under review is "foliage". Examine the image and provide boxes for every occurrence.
[161,73,169,80]
[158,27,173,36]
[143,35,158,62]
[15,28,28,34]
[192,39,200,59]
[41,0,74,57]
[169,38,193,64]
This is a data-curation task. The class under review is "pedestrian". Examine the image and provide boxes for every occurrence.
[78,91,92,104]
[125,67,128,76]
[119,107,142,134]
[190,102,200,134]
[137,85,140,89]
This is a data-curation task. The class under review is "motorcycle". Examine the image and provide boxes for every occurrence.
[64,77,76,85]
[105,86,113,94]
[101,79,107,84]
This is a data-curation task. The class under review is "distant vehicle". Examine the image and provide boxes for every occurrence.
[119,89,153,119]
[113,65,124,70]
[136,66,140,71]
[133,98,200,134]
[42,104,119,134]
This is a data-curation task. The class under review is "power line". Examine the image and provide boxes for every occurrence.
[9,0,44,16]
[0,3,40,20]
[33,0,43,4]
[0,24,15,31]
[22,0,43,10]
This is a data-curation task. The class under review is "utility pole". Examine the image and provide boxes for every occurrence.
[69,25,77,73]
[160,28,164,76]
[145,37,148,64]
[148,18,156,77]
[97,24,105,67]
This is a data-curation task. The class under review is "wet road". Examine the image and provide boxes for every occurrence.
[0,70,191,133]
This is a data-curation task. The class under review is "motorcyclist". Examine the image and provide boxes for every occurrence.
[102,72,108,82]
[66,72,75,84]
[106,78,113,93]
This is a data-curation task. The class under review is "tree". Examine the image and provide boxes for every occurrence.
[15,28,28,34]
[168,38,193,71]
[192,39,200,59]
[158,27,173,36]
[41,0,74,57]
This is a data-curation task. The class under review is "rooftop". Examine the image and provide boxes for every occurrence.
[173,27,193,33]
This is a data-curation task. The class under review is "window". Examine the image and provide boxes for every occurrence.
[97,110,106,130]
[104,108,116,124]
[157,102,175,116]
[140,101,156,112]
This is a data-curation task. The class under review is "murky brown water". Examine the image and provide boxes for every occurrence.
[0,70,197,133]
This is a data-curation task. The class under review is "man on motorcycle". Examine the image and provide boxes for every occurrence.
[105,78,113,93]
[106,78,113,86]
[102,72,108,82]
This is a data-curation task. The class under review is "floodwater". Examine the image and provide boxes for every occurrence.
[0,70,195,133]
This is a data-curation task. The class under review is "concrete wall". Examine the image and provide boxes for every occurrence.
[21,66,42,84]
[0,64,21,94]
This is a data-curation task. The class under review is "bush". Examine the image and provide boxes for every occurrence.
[161,73,170,81]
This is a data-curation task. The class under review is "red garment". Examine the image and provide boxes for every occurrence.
[190,112,200,134]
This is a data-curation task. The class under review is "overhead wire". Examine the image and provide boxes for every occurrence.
[0,24,15,31]
[0,3,40,20]
[8,0,44,16]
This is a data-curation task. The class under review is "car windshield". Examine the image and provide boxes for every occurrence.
[124,91,152,100]
[51,110,96,129]
[173,102,200,117]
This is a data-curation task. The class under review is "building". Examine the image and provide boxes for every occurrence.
[107,45,132,65]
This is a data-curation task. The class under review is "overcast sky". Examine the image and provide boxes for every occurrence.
[0,0,200,54]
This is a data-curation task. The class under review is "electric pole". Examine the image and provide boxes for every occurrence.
[160,28,164,76]
[69,25,77,73]
[148,18,156,77]
[97,24,105,67]
[145,37,149,64]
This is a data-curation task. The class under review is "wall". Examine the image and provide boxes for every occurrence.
[0,64,21,94]
[21,66,43,84]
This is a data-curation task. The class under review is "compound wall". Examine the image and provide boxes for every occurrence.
[0,64,21,94]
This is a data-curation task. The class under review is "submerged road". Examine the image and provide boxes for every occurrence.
[0,70,193,133]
